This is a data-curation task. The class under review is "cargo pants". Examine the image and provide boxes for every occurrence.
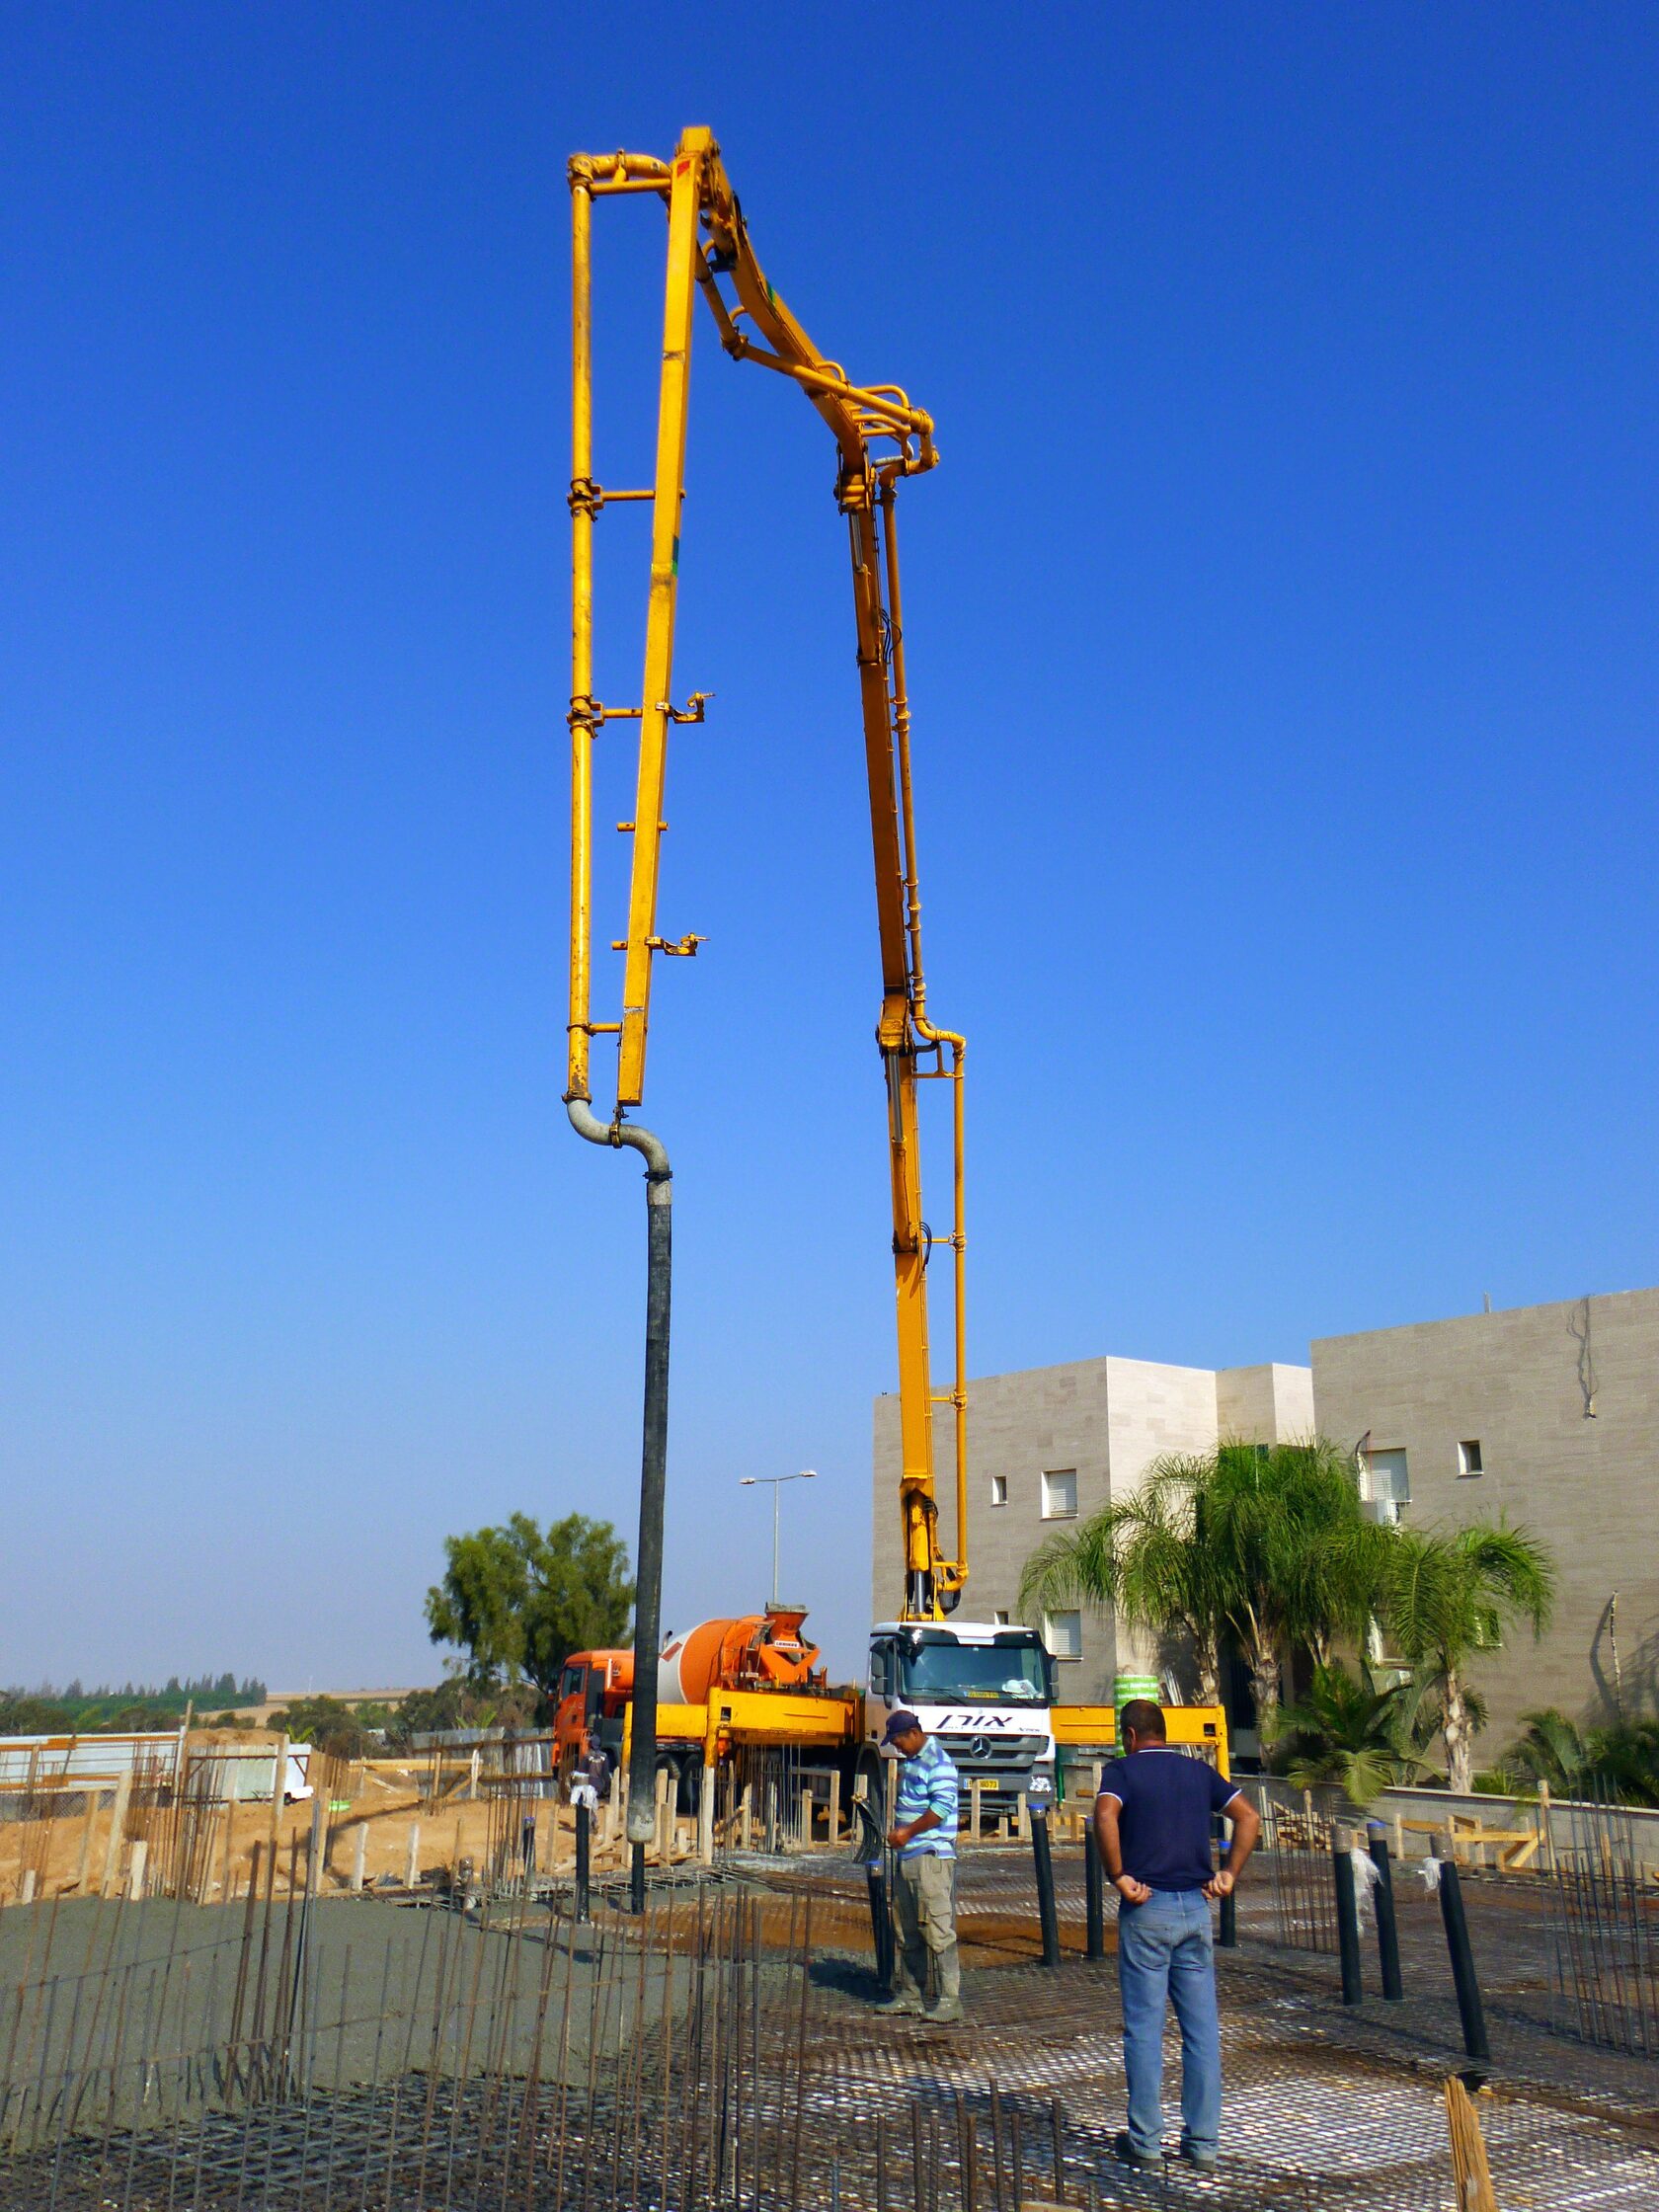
[892,1852,961,2009]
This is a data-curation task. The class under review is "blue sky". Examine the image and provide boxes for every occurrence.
[3,6,1655,1689]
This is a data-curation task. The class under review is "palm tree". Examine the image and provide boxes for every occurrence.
[1501,1706,1592,1796]
[1502,1706,1659,1808]
[1203,1439,1387,1734]
[1272,1658,1433,1808]
[1377,1521,1556,1792]
[1018,1455,1229,1703]
[1018,1437,1384,1731]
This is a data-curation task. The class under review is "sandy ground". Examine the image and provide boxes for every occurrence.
[0,1755,657,1905]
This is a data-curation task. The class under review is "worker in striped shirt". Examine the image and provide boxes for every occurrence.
[877,1710,965,2023]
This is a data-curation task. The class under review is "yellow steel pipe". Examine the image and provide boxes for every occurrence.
[726,342,934,437]
[568,128,965,1618]
[617,133,707,1107]
[566,165,594,1105]
[879,480,968,1597]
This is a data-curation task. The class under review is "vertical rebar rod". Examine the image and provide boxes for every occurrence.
[988,2081,1004,2212]
[321,1942,350,2212]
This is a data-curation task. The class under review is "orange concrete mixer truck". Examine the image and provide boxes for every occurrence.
[551,1606,850,1812]
[553,1605,1228,1827]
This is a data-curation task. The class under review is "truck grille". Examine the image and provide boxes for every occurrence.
[936,1731,1048,1784]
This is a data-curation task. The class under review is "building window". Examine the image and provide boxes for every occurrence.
[1045,1610,1083,1661]
[1041,1468,1078,1520]
[1368,1448,1410,1505]
[992,1609,1011,1626]
[1458,1439,1483,1476]
[989,1473,1007,1507]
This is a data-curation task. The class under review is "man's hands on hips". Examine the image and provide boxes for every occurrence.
[1113,1873,1151,1906]
[1202,1867,1235,1901]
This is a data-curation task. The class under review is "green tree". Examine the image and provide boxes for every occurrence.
[1377,1520,1556,1792]
[424,1513,634,1707]
[1586,1720,1659,1808]
[1020,1439,1386,1732]
[384,1680,472,1747]
[1272,1659,1432,1808]
[273,1696,373,1761]
[1205,1440,1391,1729]
[1500,1705,1659,1808]
[1018,1454,1232,1703]
[1500,1706,1592,1796]
[0,1694,71,1733]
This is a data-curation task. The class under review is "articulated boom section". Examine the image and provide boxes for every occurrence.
[566,128,967,1620]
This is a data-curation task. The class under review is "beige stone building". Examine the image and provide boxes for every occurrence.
[1312,1287,1659,1748]
[870,1354,1313,1708]
[872,1287,1659,1763]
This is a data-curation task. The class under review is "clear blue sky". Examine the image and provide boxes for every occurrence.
[3,6,1655,1690]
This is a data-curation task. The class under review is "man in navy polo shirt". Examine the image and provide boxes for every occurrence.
[1093,1700,1260,2174]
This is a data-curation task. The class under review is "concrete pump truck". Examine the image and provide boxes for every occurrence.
[563,133,1224,1878]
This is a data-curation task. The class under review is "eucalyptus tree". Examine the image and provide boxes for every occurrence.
[425,1512,635,1710]
[1377,1521,1555,1792]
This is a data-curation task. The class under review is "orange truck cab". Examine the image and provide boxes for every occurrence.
[552,1650,634,1778]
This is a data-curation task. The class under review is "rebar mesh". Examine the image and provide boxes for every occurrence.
[5,1840,1659,2210]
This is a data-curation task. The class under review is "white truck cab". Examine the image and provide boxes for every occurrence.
[863,1620,1058,1800]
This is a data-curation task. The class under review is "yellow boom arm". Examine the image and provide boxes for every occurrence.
[566,128,966,1620]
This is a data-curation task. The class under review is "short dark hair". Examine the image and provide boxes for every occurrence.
[1120,1698,1166,1743]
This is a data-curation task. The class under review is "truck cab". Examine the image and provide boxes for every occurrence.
[863,1620,1058,1800]
[552,1650,632,1778]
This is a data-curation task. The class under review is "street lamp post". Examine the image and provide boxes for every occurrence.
[739,1470,817,1607]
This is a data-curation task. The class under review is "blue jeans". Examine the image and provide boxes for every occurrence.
[1117,1888,1221,2162]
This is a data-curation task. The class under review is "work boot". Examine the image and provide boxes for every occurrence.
[925,1999,966,2024]
[1112,2131,1162,2172]
[875,1992,923,2016]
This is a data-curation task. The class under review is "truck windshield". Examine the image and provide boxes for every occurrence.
[898,1638,1049,1704]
